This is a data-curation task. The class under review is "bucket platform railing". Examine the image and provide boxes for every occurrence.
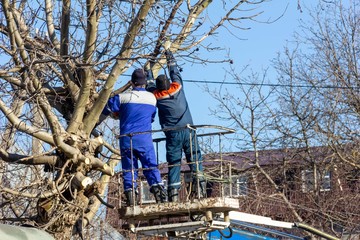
[114,125,238,239]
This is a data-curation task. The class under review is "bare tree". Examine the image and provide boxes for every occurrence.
[208,1,360,238]
[0,0,273,238]
[276,1,360,236]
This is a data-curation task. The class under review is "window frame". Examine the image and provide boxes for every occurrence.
[225,175,248,197]
[301,169,331,192]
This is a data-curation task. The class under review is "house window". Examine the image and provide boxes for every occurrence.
[321,171,331,192]
[302,169,331,192]
[140,180,167,204]
[225,176,248,197]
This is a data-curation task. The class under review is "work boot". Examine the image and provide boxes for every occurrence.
[150,185,168,203]
[199,181,207,198]
[191,180,207,199]
[168,188,179,202]
[124,190,138,206]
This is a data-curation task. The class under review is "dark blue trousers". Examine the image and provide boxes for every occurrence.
[165,128,203,191]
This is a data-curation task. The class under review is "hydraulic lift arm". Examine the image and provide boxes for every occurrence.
[225,211,340,240]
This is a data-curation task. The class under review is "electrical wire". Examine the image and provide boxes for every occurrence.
[183,79,360,90]
[123,74,360,89]
[121,73,360,89]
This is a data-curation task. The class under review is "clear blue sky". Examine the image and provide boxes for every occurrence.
[183,0,313,125]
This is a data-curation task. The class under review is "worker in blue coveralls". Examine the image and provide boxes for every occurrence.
[102,69,167,206]
[146,43,206,202]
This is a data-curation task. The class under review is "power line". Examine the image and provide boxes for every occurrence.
[183,79,360,90]
[122,73,359,89]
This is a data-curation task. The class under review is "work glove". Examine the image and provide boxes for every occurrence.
[165,50,176,66]
[145,58,156,92]
[162,39,176,66]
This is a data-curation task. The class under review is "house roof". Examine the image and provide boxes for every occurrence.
[202,146,336,171]
[120,146,337,177]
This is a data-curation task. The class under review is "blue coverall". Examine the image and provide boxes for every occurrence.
[102,87,163,192]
